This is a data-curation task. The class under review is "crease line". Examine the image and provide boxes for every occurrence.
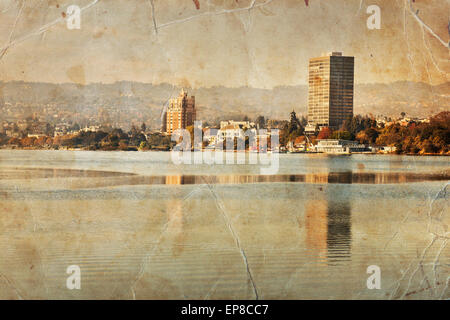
[202,177,259,300]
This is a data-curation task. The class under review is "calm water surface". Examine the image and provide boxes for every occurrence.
[0,150,448,299]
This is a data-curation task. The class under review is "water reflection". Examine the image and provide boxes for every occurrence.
[0,167,131,179]
[105,171,448,186]
[1,167,448,191]
[305,174,352,265]
[326,198,351,263]
[151,170,434,185]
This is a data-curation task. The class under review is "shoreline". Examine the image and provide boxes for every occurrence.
[0,147,448,156]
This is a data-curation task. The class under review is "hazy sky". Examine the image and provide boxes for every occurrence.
[0,0,448,88]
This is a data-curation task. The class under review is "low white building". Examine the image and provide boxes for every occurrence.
[219,120,255,130]
[304,123,317,135]
[380,146,397,153]
[27,133,46,138]
[314,139,367,154]
[80,125,101,133]
[217,121,256,143]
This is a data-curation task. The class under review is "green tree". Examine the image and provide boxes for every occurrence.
[330,130,352,140]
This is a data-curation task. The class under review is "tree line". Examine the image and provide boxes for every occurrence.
[279,111,449,154]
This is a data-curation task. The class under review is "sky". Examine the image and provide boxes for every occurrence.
[0,0,449,88]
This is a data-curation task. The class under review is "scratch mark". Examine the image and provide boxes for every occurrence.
[147,0,158,35]
[0,271,24,299]
[129,219,171,300]
[0,0,100,60]
[156,0,274,32]
[407,0,450,49]
[202,177,259,300]
[356,0,364,15]
[1,1,15,14]
[0,0,25,60]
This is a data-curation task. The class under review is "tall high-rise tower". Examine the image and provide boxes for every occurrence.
[163,89,196,134]
[307,52,354,130]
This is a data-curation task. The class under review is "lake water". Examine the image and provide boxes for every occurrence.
[0,150,448,299]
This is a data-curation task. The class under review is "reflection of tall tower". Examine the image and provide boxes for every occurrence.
[163,89,196,134]
[326,197,351,262]
[304,174,352,264]
[307,52,354,130]
[165,175,183,185]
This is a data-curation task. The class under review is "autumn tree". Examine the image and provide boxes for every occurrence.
[317,127,332,140]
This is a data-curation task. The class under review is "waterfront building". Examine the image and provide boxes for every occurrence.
[216,120,256,143]
[163,89,196,134]
[314,139,366,154]
[217,123,251,142]
[307,52,354,131]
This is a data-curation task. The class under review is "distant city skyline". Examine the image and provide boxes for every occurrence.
[0,0,448,88]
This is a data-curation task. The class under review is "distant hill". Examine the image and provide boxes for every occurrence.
[0,81,448,129]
